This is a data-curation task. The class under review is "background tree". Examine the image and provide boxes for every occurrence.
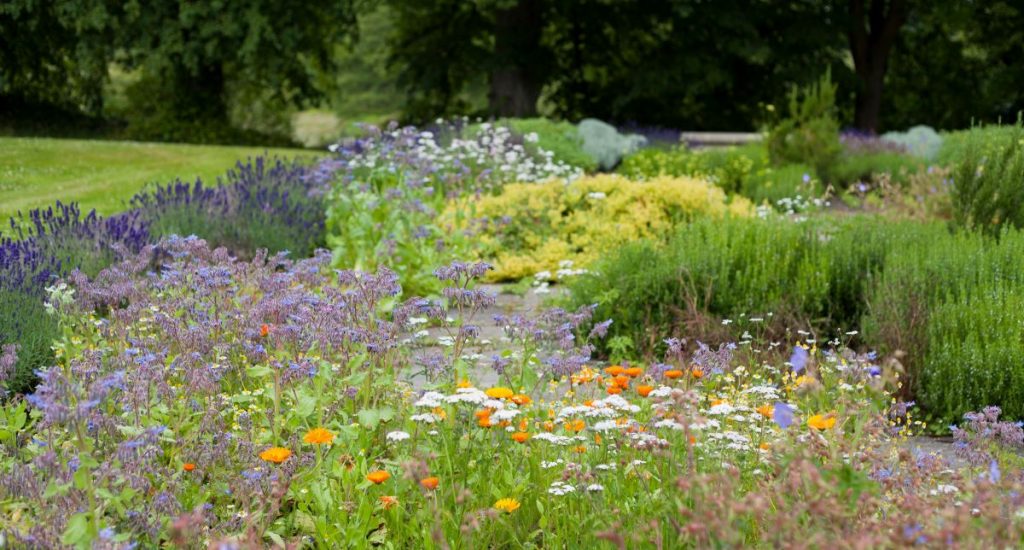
[1,0,361,143]
[845,0,910,132]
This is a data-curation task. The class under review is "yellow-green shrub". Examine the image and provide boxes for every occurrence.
[447,174,754,281]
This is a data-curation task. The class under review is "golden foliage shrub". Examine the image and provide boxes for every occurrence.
[446,174,754,281]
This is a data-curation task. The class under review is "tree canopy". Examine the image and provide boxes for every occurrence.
[3,0,1024,141]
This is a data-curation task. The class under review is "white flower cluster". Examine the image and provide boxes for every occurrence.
[341,122,582,187]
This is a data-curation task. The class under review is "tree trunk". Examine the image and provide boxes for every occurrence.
[489,0,543,117]
[848,0,909,133]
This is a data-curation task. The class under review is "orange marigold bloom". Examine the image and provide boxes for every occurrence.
[542,421,555,432]
[664,369,684,379]
[379,495,398,509]
[807,414,837,430]
[367,470,391,484]
[637,385,654,397]
[183,463,196,472]
[260,323,270,337]
[565,419,585,432]
[756,404,774,419]
[456,379,473,389]
[478,416,493,428]
[573,445,587,453]
[759,442,771,450]
[604,365,625,376]
[688,435,697,445]
[485,387,514,399]
[624,367,643,378]
[594,434,603,445]
[259,447,292,464]
[303,427,335,445]
[571,367,597,384]
[432,407,448,420]
[691,368,704,379]
[583,400,594,407]
[606,385,622,395]
[511,394,532,406]
[518,419,529,432]
[511,431,530,443]
[420,476,439,490]
[613,375,630,389]
[474,409,492,419]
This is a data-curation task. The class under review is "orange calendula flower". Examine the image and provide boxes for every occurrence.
[420,476,439,490]
[542,421,554,432]
[604,365,625,376]
[807,414,837,430]
[379,495,398,509]
[571,367,597,384]
[664,370,684,379]
[594,434,603,445]
[710,398,726,407]
[583,400,594,407]
[511,431,530,443]
[624,367,643,378]
[691,367,704,379]
[183,463,196,472]
[759,442,771,450]
[756,404,774,418]
[478,416,493,428]
[637,385,654,397]
[511,394,532,406]
[456,379,473,389]
[367,470,391,484]
[565,419,585,432]
[432,407,448,420]
[485,387,514,399]
[259,447,292,464]
[474,409,492,419]
[688,435,697,445]
[613,375,630,389]
[573,445,587,453]
[260,323,271,337]
[518,419,529,432]
[493,498,520,513]
[303,427,335,445]
[606,386,622,395]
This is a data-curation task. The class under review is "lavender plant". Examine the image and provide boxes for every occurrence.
[130,156,325,257]
[1,204,149,394]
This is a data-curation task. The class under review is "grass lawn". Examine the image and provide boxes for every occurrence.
[0,137,316,223]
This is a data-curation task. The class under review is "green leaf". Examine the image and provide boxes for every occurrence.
[266,530,285,547]
[61,513,92,547]
[357,408,380,429]
[72,467,92,491]
[246,365,273,378]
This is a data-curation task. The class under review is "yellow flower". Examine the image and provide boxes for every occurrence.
[807,414,837,430]
[259,447,292,464]
[794,375,815,387]
[303,427,335,445]
[457,379,473,389]
[485,387,514,399]
[493,498,521,513]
